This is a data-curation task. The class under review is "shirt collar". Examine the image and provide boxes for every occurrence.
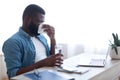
[19,27,42,39]
[19,27,31,39]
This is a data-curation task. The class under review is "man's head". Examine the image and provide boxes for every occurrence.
[22,4,45,36]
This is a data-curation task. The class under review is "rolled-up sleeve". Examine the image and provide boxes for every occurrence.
[2,39,22,78]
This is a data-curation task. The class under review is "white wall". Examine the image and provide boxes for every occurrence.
[57,43,85,58]
[0,0,120,56]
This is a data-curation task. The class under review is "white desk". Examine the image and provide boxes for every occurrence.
[11,53,120,80]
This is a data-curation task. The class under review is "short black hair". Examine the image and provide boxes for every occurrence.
[22,4,45,20]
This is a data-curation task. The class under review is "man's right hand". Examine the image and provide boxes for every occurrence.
[37,54,63,67]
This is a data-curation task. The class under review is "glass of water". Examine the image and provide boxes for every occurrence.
[55,44,63,54]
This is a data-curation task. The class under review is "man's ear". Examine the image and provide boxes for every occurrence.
[27,16,31,23]
[24,15,31,25]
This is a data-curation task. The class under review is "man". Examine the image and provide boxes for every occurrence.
[2,4,63,78]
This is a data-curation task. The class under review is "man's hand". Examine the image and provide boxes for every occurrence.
[42,24,55,39]
[41,54,63,67]
[44,54,63,67]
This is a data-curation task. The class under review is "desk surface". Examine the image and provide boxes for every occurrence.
[11,53,120,80]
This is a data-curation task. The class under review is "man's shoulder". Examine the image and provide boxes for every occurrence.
[4,32,27,44]
[8,32,22,40]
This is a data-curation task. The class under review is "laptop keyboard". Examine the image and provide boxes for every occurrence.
[90,59,105,65]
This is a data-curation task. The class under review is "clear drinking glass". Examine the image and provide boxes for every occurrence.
[55,44,63,54]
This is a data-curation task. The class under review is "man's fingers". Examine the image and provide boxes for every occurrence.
[54,61,63,66]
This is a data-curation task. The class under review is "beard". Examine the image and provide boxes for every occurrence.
[28,22,40,36]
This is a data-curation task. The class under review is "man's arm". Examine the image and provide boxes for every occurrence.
[16,54,63,75]
[50,38,56,55]
[42,24,56,55]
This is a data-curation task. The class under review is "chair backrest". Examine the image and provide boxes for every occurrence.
[0,55,8,80]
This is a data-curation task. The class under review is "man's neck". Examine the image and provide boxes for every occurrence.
[22,27,34,37]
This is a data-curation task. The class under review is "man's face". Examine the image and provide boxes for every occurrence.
[28,13,45,36]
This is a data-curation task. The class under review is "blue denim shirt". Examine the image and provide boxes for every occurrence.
[2,27,50,78]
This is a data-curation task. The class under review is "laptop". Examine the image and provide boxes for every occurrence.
[77,47,110,67]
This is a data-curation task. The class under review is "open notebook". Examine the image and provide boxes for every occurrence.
[77,48,110,67]
[24,70,73,80]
